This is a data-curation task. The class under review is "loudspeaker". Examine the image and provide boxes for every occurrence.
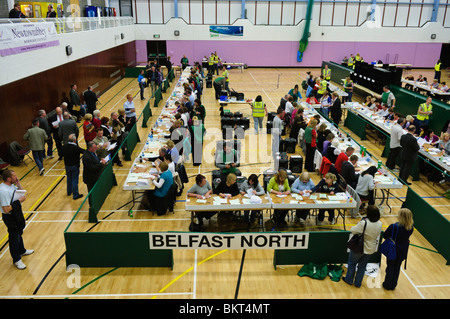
[206,79,212,88]
[65,45,72,56]
[266,121,273,134]
[279,157,289,169]
[284,138,297,153]
[268,112,276,122]
[289,155,303,173]
[222,125,234,139]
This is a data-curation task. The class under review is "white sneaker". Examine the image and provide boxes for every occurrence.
[330,218,336,225]
[21,249,34,256]
[39,168,45,175]
[14,260,26,270]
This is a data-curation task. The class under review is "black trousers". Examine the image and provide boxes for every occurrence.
[386,146,401,170]
[213,81,222,99]
[2,214,26,263]
[318,209,335,222]
[305,143,316,172]
[399,159,414,183]
[383,258,405,290]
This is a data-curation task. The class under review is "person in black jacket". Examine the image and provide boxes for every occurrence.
[83,86,98,114]
[38,109,53,158]
[9,3,25,18]
[382,208,414,290]
[399,125,420,185]
[61,134,85,200]
[330,92,342,127]
[311,172,340,225]
[82,141,107,199]
[341,154,360,189]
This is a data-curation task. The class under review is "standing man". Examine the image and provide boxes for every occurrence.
[416,96,433,127]
[9,3,26,18]
[23,118,48,176]
[82,142,107,198]
[208,53,214,75]
[434,60,442,83]
[147,66,157,97]
[46,4,57,17]
[108,112,124,167]
[180,55,189,70]
[330,92,342,127]
[272,108,285,169]
[342,76,354,103]
[317,75,328,99]
[69,84,86,122]
[83,86,98,115]
[0,170,34,270]
[123,94,137,131]
[138,69,146,100]
[322,64,331,81]
[381,85,396,109]
[386,118,405,172]
[61,134,85,200]
[213,52,220,75]
[58,111,79,145]
[221,65,230,94]
[48,106,64,160]
[250,95,267,134]
[38,110,53,159]
[399,125,420,185]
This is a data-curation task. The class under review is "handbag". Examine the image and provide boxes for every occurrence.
[347,218,366,254]
[379,223,398,260]
[72,104,81,111]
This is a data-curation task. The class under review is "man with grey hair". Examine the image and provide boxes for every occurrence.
[38,109,53,159]
[23,118,48,175]
[58,111,78,145]
[48,106,64,160]
[61,134,85,200]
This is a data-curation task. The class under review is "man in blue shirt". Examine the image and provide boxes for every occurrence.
[138,70,146,100]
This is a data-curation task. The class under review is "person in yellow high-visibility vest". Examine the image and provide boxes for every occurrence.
[213,51,219,75]
[317,75,328,99]
[348,54,354,69]
[434,59,442,83]
[222,65,230,94]
[250,95,267,134]
[416,96,433,126]
[208,53,214,75]
[322,65,331,81]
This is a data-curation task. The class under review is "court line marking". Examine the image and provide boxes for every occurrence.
[400,267,425,299]
[0,292,194,299]
[151,249,229,299]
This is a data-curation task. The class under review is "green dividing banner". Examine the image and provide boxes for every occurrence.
[64,232,174,268]
[344,109,367,140]
[88,160,117,223]
[402,187,450,265]
[273,231,382,270]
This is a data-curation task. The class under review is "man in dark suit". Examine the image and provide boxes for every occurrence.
[58,112,79,145]
[9,3,25,18]
[46,4,57,17]
[399,125,420,185]
[61,134,85,200]
[330,92,342,127]
[38,109,53,159]
[48,106,64,160]
[83,86,98,115]
[341,154,360,189]
[82,141,107,198]
[69,84,86,121]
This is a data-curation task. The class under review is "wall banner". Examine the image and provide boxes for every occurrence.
[149,232,309,250]
[209,25,243,38]
[0,22,60,57]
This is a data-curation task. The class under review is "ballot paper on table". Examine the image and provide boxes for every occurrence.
[276,194,287,198]
[291,194,303,200]
[242,199,251,205]
[136,179,149,186]
[13,190,26,201]
[213,197,227,204]
[417,137,426,148]
[250,196,262,204]
[196,199,207,203]
[127,174,141,183]
[229,199,241,205]
[289,200,299,204]
[319,193,327,199]
[310,195,318,200]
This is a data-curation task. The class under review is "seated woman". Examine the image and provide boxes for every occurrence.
[240,174,265,225]
[214,173,241,222]
[437,133,450,155]
[325,138,340,163]
[267,170,291,226]
[148,161,174,215]
[306,92,319,105]
[424,129,439,146]
[321,132,335,156]
[355,166,379,206]
[187,174,214,228]
[155,153,176,176]
[291,172,315,224]
[311,172,339,225]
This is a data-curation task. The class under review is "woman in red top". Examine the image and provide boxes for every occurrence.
[83,113,97,143]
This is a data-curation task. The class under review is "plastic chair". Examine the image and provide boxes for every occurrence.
[17,148,33,166]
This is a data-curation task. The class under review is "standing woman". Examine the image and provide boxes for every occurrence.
[343,76,354,102]
[82,114,97,144]
[304,119,318,172]
[250,95,268,134]
[382,208,414,290]
[288,84,302,103]
[330,92,342,127]
[344,205,382,288]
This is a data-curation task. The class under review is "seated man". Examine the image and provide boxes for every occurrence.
[215,142,240,179]
[341,154,360,189]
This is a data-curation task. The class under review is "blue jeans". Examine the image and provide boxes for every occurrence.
[321,106,330,118]
[32,150,44,170]
[46,137,53,157]
[345,250,372,287]
[253,116,264,133]
[66,165,80,198]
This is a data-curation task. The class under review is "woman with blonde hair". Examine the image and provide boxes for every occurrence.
[382,208,414,290]
[267,169,291,226]
[82,113,96,143]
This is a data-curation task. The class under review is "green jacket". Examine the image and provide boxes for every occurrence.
[23,126,47,151]
[267,176,290,193]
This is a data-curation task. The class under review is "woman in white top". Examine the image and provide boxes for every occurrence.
[355,166,379,205]
[344,205,382,288]
[155,154,176,176]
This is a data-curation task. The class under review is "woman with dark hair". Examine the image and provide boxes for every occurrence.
[240,174,265,224]
[288,84,302,102]
[250,95,267,134]
[355,166,379,205]
[187,174,214,228]
[344,205,382,288]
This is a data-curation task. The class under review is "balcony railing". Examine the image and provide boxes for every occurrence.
[0,17,134,34]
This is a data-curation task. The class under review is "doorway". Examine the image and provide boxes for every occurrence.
[146,41,168,66]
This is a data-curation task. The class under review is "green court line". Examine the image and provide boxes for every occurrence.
[66,267,119,298]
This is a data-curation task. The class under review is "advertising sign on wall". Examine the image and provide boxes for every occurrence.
[0,22,60,57]
[209,25,243,38]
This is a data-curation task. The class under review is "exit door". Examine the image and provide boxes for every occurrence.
[146,41,167,66]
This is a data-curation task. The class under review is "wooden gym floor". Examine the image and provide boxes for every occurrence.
[0,67,448,300]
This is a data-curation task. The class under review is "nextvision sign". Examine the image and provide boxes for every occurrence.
[149,232,309,250]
